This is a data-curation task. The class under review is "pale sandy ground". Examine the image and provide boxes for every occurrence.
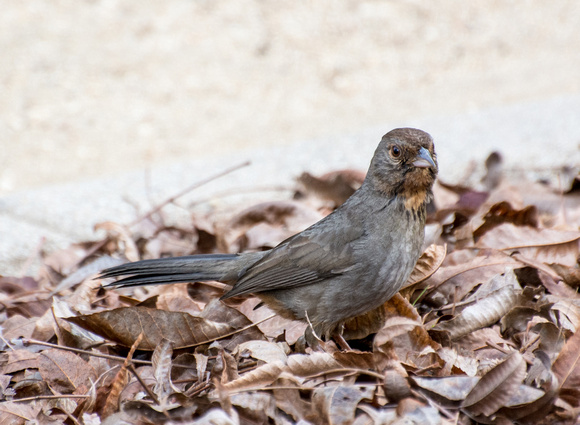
[1,1,580,275]
[1,0,579,193]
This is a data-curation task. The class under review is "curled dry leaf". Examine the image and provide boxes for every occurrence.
[152,339,177,401]
[235,340,288,364]
[552,328,580,395]
[413,375,480,405]
[236,298,307,345]
[475,223,580,266]
[462,351,527,417]
[433,285,520,340]
[218,200,323,252]
[473,201,538,242]
[373,317,422,349]
[94,221,140,262]
[549,263,580,288]
[286,352,342,377]
[296,169,366,206]
[66,307,235,350]
[423,249,523,304]
[230,392,278,424]
[343,292,424,340]
[312,385,374,425]
[222,361,286,392]
[403,244,447,289]
[437,347,479,377]
[550,300,580,333]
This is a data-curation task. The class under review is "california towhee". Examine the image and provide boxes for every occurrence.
[100,128,437,342]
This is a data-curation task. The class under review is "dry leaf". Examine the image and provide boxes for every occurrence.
[222,361,286,392]
[66,307,235,350]
[462,351,527,417]
[403,244,447,290]
[312,385,374,425]
[434,285,520,340]
[219,200,323,252]
[552,328,580,394]
[473,201,538,242]
[297,169,365,206]
[38,349,97,394]
[152,339,176,402]
[549,263,580,288]
[424,249,523,303]
[235,340,288,364]
[475,224,580,266]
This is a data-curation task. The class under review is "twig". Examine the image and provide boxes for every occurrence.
[190,313,276,347]
[227,383,381,395]
[304,368,385,381]
[128,363,159,405]
[22,338,152,366]
[12,394,89,403]
[129,160,251,227]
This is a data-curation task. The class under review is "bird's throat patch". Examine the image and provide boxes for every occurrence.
[403,189,428,211]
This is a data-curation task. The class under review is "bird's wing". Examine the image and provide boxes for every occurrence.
[221,217,365,298]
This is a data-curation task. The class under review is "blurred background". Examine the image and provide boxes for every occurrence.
[2,0,579,194]
[1,1,580,275]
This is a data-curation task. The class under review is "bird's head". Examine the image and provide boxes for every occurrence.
[366,128,438,210]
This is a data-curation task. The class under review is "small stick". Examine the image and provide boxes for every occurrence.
[129,160,251,227]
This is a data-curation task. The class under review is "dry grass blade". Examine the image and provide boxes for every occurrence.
[462,351,527,417]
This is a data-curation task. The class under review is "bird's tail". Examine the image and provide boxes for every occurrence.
[98,253,263,288]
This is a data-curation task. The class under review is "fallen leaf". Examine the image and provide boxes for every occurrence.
[552,328,580,395]
[297,169,365,206]
[312,385,374,425]
[38,349,97,394]
[462,351,526,417]
[473,201,538,242]
[476,224,580,266]
[66,307,236,350]
[433,285,520,340]
[403,244,447,289]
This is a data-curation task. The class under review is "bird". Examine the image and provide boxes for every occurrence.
[99,128,438,344]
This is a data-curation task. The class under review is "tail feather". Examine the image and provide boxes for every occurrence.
[98,252,267,288]
[99,254,240,288]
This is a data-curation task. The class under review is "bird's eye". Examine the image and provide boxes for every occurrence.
[390,145,401,158]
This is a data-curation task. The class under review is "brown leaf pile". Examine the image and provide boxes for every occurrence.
[1,162,580,424]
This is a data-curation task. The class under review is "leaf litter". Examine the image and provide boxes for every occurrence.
[1,154,580,424]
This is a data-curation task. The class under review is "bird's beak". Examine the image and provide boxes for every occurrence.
[412,147,436,169]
